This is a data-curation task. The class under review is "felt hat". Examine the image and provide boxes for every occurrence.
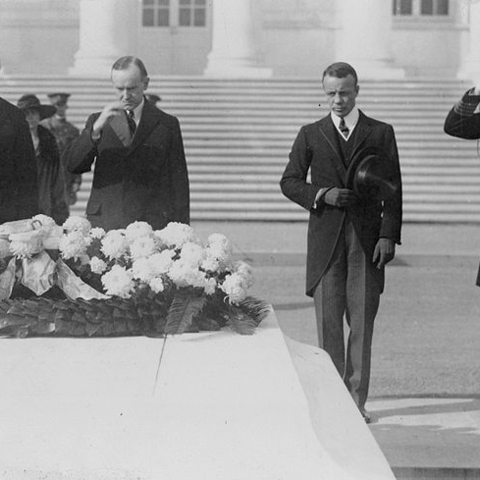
[17,94,56,120]
[346,146,399,201]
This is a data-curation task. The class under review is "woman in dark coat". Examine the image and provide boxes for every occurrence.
[17,95,69,226]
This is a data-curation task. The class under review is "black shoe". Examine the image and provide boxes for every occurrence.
[359,408,371,424]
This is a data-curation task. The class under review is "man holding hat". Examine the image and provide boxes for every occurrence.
[280,62,402,422]
[41,93,81,206]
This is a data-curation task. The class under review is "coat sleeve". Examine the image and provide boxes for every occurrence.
[280,126,321,211]
[66,113,100,174]
[444,90,480,139]
[160,117,190,225]
[379,125,402,244]
[14,115,39,219]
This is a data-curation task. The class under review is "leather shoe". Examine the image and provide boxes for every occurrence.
[359,408,371,424]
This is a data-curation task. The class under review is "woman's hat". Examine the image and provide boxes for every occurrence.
[17,94,56,120]
[346,146,399,201]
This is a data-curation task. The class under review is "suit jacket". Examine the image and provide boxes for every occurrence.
[0,97,39,223]
[67,100,190,231]
[280,111,402,297]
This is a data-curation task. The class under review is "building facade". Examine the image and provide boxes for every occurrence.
[0,0,479,80]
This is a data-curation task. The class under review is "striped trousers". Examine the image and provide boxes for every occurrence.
[313,219,382,409]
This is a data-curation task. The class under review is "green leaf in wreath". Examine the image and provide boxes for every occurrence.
[196,317,221,331]
[226,308,259,335]
[85,321,102,337]
[164,290,207,335]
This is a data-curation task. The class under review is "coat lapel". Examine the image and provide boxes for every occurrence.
[109,111,132,147]
[350,111,373,160]
[318,116,347,179]
[127,101,161,154]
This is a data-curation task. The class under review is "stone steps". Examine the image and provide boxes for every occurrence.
[2,76,478,222]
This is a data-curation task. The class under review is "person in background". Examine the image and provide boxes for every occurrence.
[17,94,69,226]
[280,62,403,423]
[145,93,161,107]
[0,96,39,222]
[41,93,81,206]
[66,56,189,231]
[444,85,480,286]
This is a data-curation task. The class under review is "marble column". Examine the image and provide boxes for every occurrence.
[336,0,404,79]
[458,2,480,82]
[204,0,271,78]
[69,0,134,77]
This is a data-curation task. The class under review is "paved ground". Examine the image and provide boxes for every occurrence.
[192,221,480,476]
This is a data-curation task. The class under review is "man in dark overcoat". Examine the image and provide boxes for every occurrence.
[66,56,189,231]
[280,62,402,422]
[444,84,480,285]
[0,96,39,222]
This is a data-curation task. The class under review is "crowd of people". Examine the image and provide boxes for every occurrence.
[1,56,478,423]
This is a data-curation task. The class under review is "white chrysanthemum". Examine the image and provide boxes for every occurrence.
[207,233,232,255]
[204,277,217,296]
[155,222,199,249]
[168,261,207,289]
[203,233,233,271]
[89,256,108,274]
[101,264,135,299]
[201,255,221,273]
[149,276,165,294]
[129,235,157,261]
[130,257,155,282]
[180,241,205,268]
[59,230,89,260]
[101,230,128,260]
[125,221,154,242]
[9,230,43,258]
[149,250,175,275]
[233,260,254,288]
[89,227,106,240]
[62,216,92,235]
[220,273,248,305]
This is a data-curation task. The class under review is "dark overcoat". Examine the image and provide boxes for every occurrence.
[67,100,190,231]
[0,97,39,223]
[280,111,402,297]
[444,98,480,285]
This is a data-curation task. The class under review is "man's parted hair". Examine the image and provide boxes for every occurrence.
[322,62,358,86]
[111,56,148,79]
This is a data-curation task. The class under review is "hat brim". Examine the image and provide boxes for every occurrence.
[346,147,399,201]
[21,105,57,120]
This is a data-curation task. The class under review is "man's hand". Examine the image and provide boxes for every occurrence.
[372,238,395,269]
[324,188,358,208]
[92,101,125,136]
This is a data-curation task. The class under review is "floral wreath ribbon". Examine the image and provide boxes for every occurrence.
[0,217,107,301]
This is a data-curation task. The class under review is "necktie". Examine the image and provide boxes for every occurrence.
[126,109,136,136]
[339,118,349,139]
